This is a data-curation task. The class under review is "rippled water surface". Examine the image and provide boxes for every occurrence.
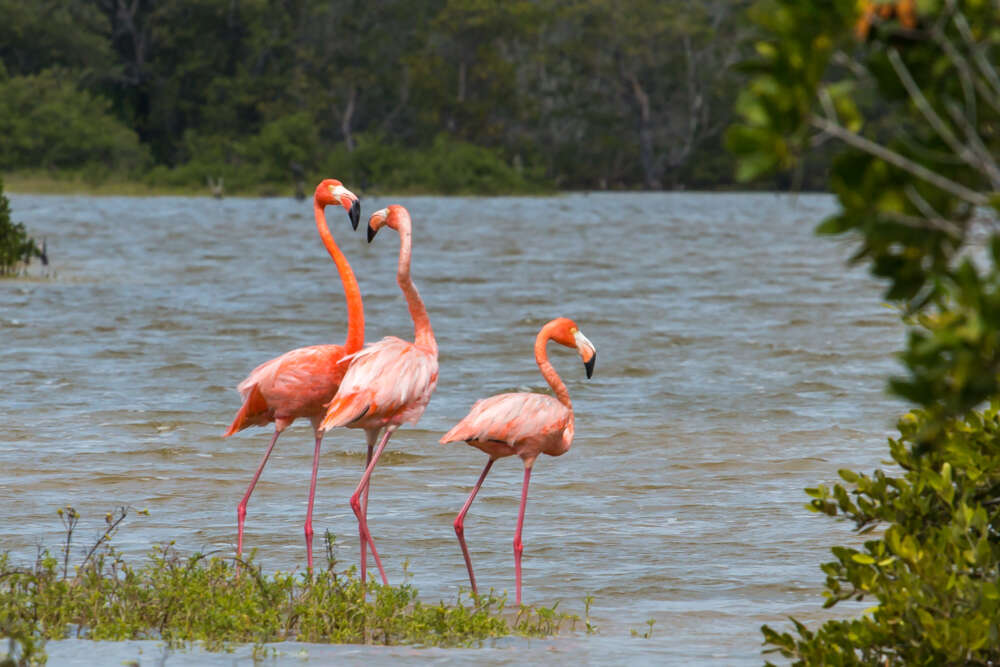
[1,192,905,664]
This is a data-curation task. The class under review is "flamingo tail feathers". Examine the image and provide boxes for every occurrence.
[223,383,269,437]
[320,390,374,430]
[440,422,472,444]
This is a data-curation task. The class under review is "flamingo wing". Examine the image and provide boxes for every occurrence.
[440,393,570,446]
[321,336,439,430]
[225,344,349,435]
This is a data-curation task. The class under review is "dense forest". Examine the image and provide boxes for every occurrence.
[0,0,817,194]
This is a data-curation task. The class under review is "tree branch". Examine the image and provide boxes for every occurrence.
[930,21,1000,117]
[809,114,990,206]
[943,100,1000,190]
[953,12,1000,99]
[887,49,981,172]
[902,184,965,237]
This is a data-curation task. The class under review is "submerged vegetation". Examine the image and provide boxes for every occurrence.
[0,507,580,664]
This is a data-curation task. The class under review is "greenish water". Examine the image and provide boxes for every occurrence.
[1,192,903,664]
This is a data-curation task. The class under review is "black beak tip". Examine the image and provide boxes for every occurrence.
[584,353,596,379]
[367,224,377,243]
[349,200,360,230]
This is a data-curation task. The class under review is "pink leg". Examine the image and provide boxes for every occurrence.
[350,426,394,590]
[359,428,379,584]
[303,433,324,573]
[513,465,532,606]
[236,428,281,562]
[454,458,495,596]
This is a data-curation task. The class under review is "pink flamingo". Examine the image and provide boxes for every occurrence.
[223,179,362,572]
[440,317,596,605]
[320,204,438,587]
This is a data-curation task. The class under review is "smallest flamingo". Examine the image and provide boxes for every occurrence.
[440,317,596,605]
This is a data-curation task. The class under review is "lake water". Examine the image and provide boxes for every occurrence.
[1,192,905,664]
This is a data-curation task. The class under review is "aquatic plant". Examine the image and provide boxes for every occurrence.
[0,176,44,277]
[0,507,579,664]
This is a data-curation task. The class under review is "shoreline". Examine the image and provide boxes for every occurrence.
[3,171,820,198]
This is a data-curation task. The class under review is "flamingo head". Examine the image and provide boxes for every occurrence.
[366,204,410,243]
[315,179,361,229]
[548,317,597,379]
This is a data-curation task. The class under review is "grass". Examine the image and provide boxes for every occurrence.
[0,507,584,665]
[2,171,286,198]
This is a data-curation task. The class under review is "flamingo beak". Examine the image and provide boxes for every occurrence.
[367,208,388,243]
[330,184,360,229]
[349,200,361,230]
[574,330,597,379]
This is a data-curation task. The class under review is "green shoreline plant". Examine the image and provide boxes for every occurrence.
[729,0,1000,663]
[0,176,43,276]
[0,507,579,665]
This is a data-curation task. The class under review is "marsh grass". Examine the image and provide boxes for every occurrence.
[0,507,580,664]
[3,171,259,197]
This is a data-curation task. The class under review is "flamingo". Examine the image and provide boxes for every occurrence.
[320,204,438,588]
[440,317,596,605]
[223,179,362,572]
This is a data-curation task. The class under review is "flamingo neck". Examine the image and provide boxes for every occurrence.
[314,200,364,353]
[535,325,571,409]
[394,219,436,353]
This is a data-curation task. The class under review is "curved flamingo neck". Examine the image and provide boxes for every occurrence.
[535,325,571,409]
[393,214,436,353]
[314,199,364,353]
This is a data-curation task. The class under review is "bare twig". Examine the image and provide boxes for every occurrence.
[809,114,990,206]
[930,24,1000,116]
[943,100,1000,189]
[953,12,1000,98]
[76,506,130,580]
[832,51,874,82]
[887,49,984,174]
[818,87,839,125]
[58,506,79,580]
[882,211,963,236]
[902,184,965,237]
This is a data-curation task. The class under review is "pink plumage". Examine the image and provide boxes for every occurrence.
[440,393,572,461]
[319,205,438,590]
[231,344,351,430]
[223,179,362,573]
[321,336,438,431]
[441,317,596,605]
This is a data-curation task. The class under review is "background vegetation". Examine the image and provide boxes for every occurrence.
[730,0,1000,662]
[0,0,803,195]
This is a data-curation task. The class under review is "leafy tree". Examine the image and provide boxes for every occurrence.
[0,0,766,192]
[0,0,110,77]
[0,70,149,173]
[551,0,751,189]
[243,112,320,183]
[729,0,1000,662]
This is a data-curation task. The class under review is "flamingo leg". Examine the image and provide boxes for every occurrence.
[513,465,533,606]
[454,458,495,596]
[359,428,380,585]
[303,433,324,573]
[350,426,395,590]
[236,428,282,562]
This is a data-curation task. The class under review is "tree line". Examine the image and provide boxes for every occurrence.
[0,0,805,194]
